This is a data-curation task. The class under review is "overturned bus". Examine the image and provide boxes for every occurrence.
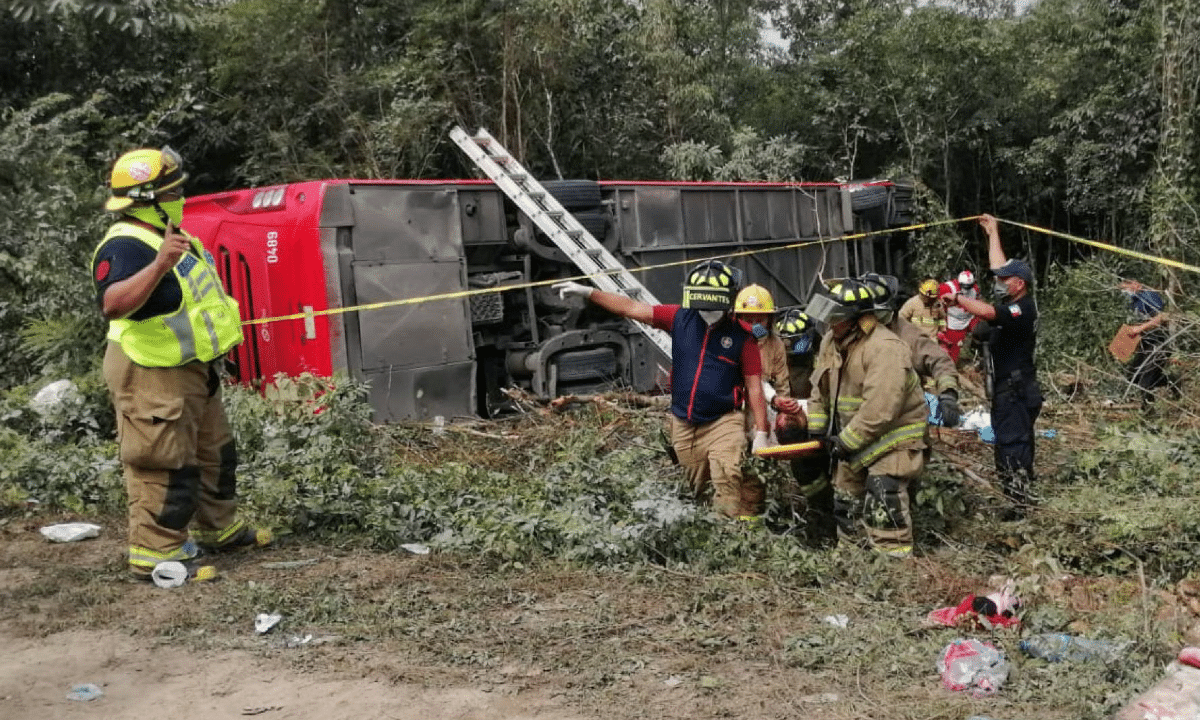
[182,177,913,421]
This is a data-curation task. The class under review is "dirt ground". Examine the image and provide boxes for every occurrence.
[0,523,594,720]
[0,628,584,720]
[0,511,981,720]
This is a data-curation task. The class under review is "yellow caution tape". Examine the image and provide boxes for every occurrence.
[998,219,1200,274]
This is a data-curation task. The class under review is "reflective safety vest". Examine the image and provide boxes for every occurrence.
[96,221,242,367]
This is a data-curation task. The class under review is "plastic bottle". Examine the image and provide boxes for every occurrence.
[1018,633,1126,662]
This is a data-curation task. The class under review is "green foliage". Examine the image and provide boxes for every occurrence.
[1042,423,1200,579]
[0,373,122,513]
[1036,260,1127,374]
[0,93,110,389]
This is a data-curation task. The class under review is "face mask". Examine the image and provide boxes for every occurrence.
[698,310,724,326]
[993,280,1010,300]
[750,323,768,339]
[158,198,185,227]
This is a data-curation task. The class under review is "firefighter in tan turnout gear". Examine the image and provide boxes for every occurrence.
[806,279,929,556]
[899,278,946,339]
[92,146,271,583]
[731,284,798,420]
[861,273,962,428]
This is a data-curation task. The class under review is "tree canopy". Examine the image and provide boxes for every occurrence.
[1,0,1198,387]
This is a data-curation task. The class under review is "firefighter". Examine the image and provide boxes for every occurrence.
[553,261,772,519]
[899,278,946,338]
[93,146,271,583]
[941,214,1042,517]
[775,308,820,401]
[806,279,929,556]
[731,284,799,420]
[861,273,962,428]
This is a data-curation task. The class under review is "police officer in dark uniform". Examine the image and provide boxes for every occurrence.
[941,214,1042,517]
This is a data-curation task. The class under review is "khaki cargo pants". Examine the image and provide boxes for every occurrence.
[103,343,242,572]
[669,411,760,517]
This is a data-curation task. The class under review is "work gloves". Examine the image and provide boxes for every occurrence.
[552,281,594,300]
[825,434,851,462]
[937,390,962,428]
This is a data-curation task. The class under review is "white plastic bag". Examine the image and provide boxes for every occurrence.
[938,638,1009,697]
[39,523,101,543]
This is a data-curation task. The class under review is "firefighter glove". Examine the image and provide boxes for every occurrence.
[552,281,594,300]
[937,390,962,428]
[826,434,851,462]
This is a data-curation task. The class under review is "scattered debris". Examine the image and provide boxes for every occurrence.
[255,613,282,634]
[938,638,1009,698]
[822,614,849,628]
[400,543,431,555]
[663,676,682,688]
[151,561,189,589]
[65,683,103,701]
[31,379,81,416]
[39,522,101,543]
[1115,650,1200,720]
[926,584,1021,631]
[1019,633,1127,662]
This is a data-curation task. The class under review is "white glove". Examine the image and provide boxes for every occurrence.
[552,281,594,300]
[751,430,773,453]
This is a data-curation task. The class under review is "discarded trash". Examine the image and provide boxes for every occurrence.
[927,588,1021,630]
[400,543,430,555]
[959,409,991,431]
[1115,657,1200,720]
[663,676,682,687]
[1019,633,1126,663]
[938,638,1009,697]
[432,415,446,436]
[151,561,189,589]
[1179,646,1200,669]
[1039,429,1058,439]
[255,613,282,634]
[65,683,103,701]
[31,379,81,416]
[260,559,320,570]
[285,634,313,648]
[39,522,101,543]
[823,614,849,628]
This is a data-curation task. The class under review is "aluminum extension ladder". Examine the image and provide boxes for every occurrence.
[449,126,672,359]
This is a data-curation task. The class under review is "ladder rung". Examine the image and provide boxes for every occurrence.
[449,125,670,359]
